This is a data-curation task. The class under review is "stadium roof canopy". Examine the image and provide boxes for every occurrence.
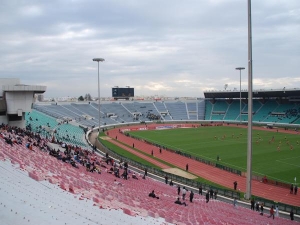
[203,88,300,99]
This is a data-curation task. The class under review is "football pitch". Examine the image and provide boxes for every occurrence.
[128,126,300,184]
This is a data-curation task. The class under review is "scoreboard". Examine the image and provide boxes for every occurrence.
[112,87,134,100]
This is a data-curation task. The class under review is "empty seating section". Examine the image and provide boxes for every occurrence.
[213,100,228,112]
[187,102,197,111]
[100,104,128,124]
[205,100,213,120]
[153,102,172,120]
[224,100,243,121]
[34,104,66,119]
[67,103,98,126]
[197,100,205,120]
[61,104,87,119]
[54,124,87,147]
[120,102,143,122]
[294,117,300,124]
[102,103,132,123]
[89,102,115,125]
[165,102,188,120]
[253,100,278,122]
[208,100,228,121]
[153,101,167,112]
[211,114,225,120]
[186,102,197,120]
[240,100,262,121]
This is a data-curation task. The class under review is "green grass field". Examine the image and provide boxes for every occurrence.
[128,126,300,184]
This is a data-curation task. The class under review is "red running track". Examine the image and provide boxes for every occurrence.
[108,139,169,169]
[108,124,300,207]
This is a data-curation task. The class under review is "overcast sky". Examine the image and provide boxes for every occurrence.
[0,0,299,98]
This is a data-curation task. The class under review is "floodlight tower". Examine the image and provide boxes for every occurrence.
[246,0,253,200]
[92,58,105,135]
[235,67,245,123]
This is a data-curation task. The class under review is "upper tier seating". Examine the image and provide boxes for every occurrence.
[33,100,300,126]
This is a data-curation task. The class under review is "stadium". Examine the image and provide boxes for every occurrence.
[1,78,300,224]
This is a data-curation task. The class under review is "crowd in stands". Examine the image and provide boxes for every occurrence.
[1,123,129,178]
[146,112,161,120]
[1,123,48,151]
[285,108,300,118]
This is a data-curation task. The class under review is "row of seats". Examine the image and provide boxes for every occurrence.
[205,99,300,123]
[26,110,88,147]
[33,101,207,127]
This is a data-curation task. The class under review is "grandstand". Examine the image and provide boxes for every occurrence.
[29,89,300,128]
[2,88,300,224]
[0,125,297,224]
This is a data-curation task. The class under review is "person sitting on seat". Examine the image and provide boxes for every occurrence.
[175,197,187,206]
[114,179,123,186]
[149,190,159,199]
[132,172,139,180]
[70,159,78,168]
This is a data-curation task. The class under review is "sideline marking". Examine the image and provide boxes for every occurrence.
[277,156,300,161]
[275,160,300,168]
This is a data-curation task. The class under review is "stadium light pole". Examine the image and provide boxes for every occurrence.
[92,58,105,136]
[236,67,245,124]
[246,0,253,200]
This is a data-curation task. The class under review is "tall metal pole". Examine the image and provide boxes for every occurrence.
[236,67,245,123]
[246,0,253,200]
[93,58,105,135]
[240,70,242,123]
[97,61,100,134]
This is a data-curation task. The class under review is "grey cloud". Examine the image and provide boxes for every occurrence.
[0,0,299,98]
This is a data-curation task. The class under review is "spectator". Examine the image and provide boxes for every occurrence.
[182,187,187,201]
[206,191,209,203]
[214,190,218,199]
[260,203,264,216]
[290,209,294,221]
[255,202,260,211]
[149,190,159,199]
[189,190,194,203]
[268,206,275,219]
[275,205,279,217]
[175,197,187,206]
[250,198,255,210]
[114,179,123,186]
[234,181,237,190]
[199,185,202,195]
[209,188,213,199]
[233,198,237,208]
[132,172,138,180]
